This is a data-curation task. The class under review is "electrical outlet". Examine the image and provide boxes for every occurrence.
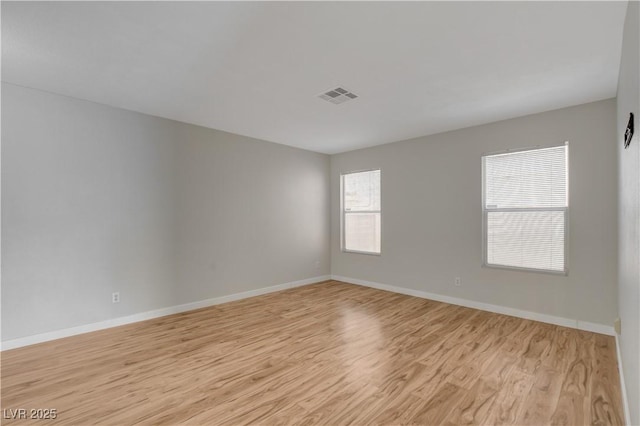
[454,277,461,287]
[112,292,120,303]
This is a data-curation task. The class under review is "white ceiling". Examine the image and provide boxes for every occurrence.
[2,1,628,154]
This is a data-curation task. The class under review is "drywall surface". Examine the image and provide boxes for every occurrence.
[1,83,177,340]
[331,99,618,328]
[1,83,330,341]
[172,118,330,304]
[616,1,640,423]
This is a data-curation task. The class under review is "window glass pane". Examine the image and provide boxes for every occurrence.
[345,213,381,253]
[344,170,380,211]
[485,146,567,209]
[487,211,565,271]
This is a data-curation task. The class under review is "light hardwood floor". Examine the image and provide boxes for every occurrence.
[1,280,624,425]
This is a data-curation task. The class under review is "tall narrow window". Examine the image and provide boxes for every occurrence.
[482,144,568,273]
[341,169,381,254]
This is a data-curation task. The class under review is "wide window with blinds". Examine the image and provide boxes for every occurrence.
[341,169,381,254]
[482,144,568,273]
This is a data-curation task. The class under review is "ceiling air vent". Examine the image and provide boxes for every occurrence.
[318,87,358,104]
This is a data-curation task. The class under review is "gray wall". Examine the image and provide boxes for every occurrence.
[616,1,640,423]
[331,99,618,327]
[172,118,330,303]
[1,83,330,341]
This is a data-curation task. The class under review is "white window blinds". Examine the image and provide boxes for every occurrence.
[342,170,381,254]
[483,145,568,273]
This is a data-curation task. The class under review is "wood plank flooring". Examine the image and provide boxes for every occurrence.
[1,280,624,425]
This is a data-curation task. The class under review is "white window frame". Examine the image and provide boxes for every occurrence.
[481,143,569,275]
[340,169,382,255]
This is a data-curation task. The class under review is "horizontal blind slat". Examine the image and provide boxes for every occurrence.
[484,145,567,272]
[485,146,567,209]
[342,170,381,254]
[487,211,565,271]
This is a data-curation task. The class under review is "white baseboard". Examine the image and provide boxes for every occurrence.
[331,275,616,336]
[615,335,632,426]
[3,274,616,349]
[1,275,331,351]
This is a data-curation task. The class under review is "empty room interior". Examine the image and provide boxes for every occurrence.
[1,1,639,425]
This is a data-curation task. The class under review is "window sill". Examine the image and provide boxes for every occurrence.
[482,263,568,276]
[342,249,381,256]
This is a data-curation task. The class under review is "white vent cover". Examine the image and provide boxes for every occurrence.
[318,87,358,104]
